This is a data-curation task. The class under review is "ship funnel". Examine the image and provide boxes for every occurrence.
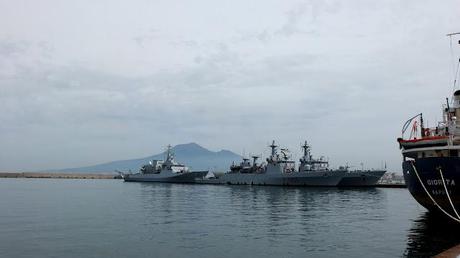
[453,90,460,108]
[252,155,259,166]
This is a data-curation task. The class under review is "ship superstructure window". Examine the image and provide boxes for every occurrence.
[450,150,459,157]
[436,150,443,157]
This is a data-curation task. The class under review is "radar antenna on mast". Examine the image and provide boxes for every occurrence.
[269,140,278,157]
[446,32,460,36]
[301,141,310,157]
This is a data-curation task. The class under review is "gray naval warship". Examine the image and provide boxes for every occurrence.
[197,141,347,186]
[123,145,208,183]
[297,141,386,186]
[298,141,386,186]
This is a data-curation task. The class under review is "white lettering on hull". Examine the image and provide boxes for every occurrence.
[426,179,456,186]
[423,179,455,195]
[431,189,450,195]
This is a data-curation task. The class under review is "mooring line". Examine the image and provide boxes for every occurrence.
[438,167,460,219]
[410,162,460,223]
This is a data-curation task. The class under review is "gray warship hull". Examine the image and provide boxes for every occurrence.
[197,170,346,186]
[337,170,386,187]
[124,171,208,183]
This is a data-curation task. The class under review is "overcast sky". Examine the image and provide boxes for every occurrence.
[1,0,459,172]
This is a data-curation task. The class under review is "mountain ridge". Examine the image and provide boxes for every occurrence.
[47,142,241,174]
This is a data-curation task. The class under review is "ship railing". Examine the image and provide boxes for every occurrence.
[422,126,447,138]
[400,114,451,140]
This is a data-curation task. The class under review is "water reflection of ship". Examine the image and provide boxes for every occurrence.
[404,212,460,257]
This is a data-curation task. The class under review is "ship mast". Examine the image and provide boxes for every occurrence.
[420,113,425,137]
[301,141,311,160]
[165,144,173,161]
[447,32,460,95]
[269,140,277,157]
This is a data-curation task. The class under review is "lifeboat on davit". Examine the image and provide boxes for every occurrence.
[397,135,449,149]
[397,110,455,150]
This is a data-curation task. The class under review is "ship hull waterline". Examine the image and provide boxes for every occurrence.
[196,170,347,187]
[337,170,387,187]
[402,157,460,216]
[123,171,208,183]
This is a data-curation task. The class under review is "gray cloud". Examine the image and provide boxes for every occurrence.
[0,0,459,172]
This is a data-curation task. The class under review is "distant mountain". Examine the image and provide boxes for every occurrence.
[51,143,242,174]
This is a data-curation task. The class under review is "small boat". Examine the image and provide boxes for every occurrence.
[398,135,449,149]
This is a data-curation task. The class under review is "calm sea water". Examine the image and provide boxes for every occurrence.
[1,179,459,258]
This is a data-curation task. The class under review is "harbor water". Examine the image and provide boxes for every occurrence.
[1,178,459,257]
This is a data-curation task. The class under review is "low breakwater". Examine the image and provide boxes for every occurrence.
[0,172,120,179]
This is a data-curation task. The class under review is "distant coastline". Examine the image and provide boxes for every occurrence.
[0,172,121,179]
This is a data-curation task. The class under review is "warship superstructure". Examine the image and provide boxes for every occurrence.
[297,141,386,186]
[123,145,208,183]
[197,141,346,186]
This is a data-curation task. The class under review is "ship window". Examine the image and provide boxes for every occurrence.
[436,150,443,157]
[450,150,458,157]
[421,152,425,158]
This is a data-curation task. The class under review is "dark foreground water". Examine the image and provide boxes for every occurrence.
[1,179,460,258]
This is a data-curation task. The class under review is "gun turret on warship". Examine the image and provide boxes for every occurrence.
[198,140,346,186]
[123,145,208,183]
